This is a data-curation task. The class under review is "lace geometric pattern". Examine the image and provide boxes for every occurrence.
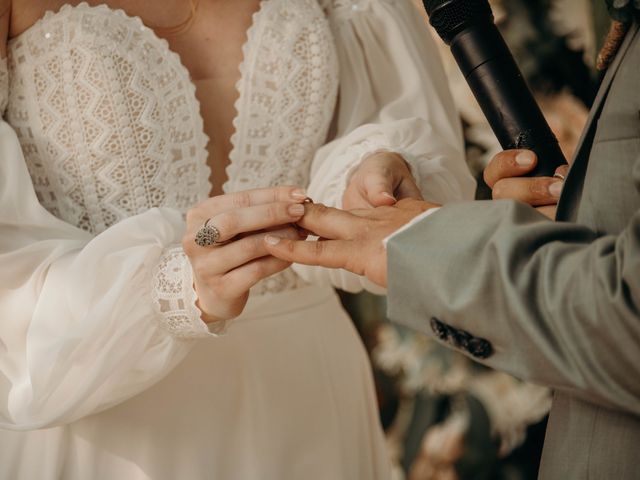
[6,3,211,235]
[152,246,227,339]
[227,0,340,295]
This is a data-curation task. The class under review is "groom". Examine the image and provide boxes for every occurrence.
[264,9,640,480]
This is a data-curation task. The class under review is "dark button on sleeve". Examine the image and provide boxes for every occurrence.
[450,329,472,350]
[429,317,449,341]
[467,337,493,359]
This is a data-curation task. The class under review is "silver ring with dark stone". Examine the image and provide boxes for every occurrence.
[194,219,224,247]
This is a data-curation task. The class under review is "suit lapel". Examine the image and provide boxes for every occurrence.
[556,22,639,222]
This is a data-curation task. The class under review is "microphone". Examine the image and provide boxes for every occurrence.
[422,0,567,177]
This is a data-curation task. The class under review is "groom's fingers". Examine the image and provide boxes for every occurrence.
[264,237,353,269]
[484,150,537,188]
[296,204,368,240]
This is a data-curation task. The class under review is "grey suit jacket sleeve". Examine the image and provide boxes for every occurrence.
[387,199,640,415]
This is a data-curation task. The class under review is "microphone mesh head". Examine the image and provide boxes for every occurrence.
[423,0,493,44]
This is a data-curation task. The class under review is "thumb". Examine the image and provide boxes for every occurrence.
[363,172,397,207]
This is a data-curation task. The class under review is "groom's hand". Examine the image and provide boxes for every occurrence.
[263,198,438,287]
[484,149,569,219]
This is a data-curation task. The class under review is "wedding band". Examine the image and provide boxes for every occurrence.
[195,219,225,247]
[553,173,566,181]
[303,197,314,204]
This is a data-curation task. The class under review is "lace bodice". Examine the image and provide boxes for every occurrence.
[5,0,340,295]
[6,4,212,234]
[6,0,341,230]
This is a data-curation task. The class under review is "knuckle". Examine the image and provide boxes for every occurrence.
[210,277,226,294]
[482,168,492,186]
[248,235,263,256]
[250,261,266,279]
[492,180,507,199]
[274,238,291,255]
[529,179,548,198]
[313,240,326,257]
[484,160,503,187]
[376,165,393,179]
[314,203,331,218]
[216,212,237,233]
[193,260,214,284]
[283,227,300,240]
[185,207,200,227]
[232,191,252,209]
[266,204,280,222]
[281,239,295,255]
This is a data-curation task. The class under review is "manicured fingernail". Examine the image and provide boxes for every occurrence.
[515,151,535,166]
[291,189,307,200]
[382,192,396,201]
[264,235,281,246]
[289,204,305,216]
[549,181,563,198]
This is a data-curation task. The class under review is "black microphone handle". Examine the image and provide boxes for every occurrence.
[449,22,567,177]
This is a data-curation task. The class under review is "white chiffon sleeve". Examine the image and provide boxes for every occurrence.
[0,65,221,430]
[293,0,476,292]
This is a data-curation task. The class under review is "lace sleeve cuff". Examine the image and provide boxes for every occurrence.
[151,246,229,339]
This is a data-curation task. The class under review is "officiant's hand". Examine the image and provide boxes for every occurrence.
[184,187,307,323]
[264,198,438,287]
[484,149,569,219]
[343,151,423,209]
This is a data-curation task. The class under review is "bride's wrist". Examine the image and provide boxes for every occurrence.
[193,287,227,324]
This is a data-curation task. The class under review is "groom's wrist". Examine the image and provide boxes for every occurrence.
[382,207,441,248]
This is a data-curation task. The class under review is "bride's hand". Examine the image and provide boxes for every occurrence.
[343,151,423,209]
[183,187,307,323]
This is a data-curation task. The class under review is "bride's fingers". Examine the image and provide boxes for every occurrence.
[264,236,354,271]
[205,202,306,242]
[187,186,307,226]
[195,227,300,274]
[295,204,367,240]
[342,185,375,210]
[362,171,398,207]
[222,255,292,295]
[396,177,424,201]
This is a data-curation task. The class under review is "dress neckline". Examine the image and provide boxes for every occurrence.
[8,0,269,197]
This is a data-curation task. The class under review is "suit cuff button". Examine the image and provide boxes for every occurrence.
[468,338,493,359]
[429,317,449,341]
[451,330,472,350]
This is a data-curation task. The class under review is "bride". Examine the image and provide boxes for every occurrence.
[0,0,475,478]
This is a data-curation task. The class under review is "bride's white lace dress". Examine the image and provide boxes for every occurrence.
[0,1,475,479]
